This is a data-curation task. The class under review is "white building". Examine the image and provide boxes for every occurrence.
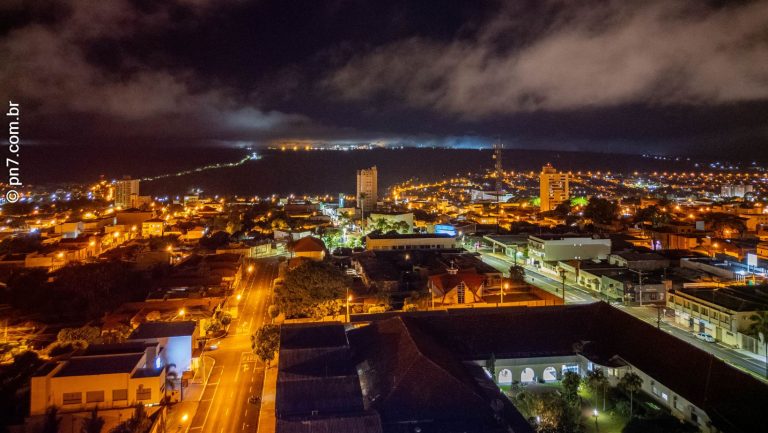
[128,321,198,372]
[356,166,378,211]
[528,234,611,263]
[720,184,753,198]
[114,178,140,209]
[30,342,166,415]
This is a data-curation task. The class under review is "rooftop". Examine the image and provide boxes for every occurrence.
[129,320,197,339]
[366,233,454,240]
[55,353,144,377]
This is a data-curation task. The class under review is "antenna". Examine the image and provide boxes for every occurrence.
[493,139,503,194]
[493,139,503,233]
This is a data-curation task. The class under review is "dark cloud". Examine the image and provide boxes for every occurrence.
[327,1,768,115]
[1,0,767,156]
[0,0,314,141]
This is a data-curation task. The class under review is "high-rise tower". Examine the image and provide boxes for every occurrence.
[356,166,377,212]
[539,163,569,212]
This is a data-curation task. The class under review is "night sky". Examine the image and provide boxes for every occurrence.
[2,0,768,157]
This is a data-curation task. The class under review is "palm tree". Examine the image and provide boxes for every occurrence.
[586,368,609,411]
[747,311,768,378]
[619,371,643,419]
[81,407,105,433]
[41,406,61,433]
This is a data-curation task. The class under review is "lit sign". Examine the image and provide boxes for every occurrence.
[434,224,457,236]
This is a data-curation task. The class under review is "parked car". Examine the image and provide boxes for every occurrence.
[695,332,715,343]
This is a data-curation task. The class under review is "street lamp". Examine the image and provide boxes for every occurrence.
[593,408,599,431]
[247,265,254,273]
[178,308,185,319]
[346,294,353,323]
[502,282,508,305]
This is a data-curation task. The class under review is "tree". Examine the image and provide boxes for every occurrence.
[110,404,150,433]
[41,406,62,433]
[509,265,526,283]
[268,305,280,322]
[485,353,496,379]
[747,311,768,378]
[275,261,349,318]
[619,372,643,419]
[199,231,230,250]
[561,371,581,406]
[58,326,102,345]
[586,368,609,411]
[584,197,619,225]
[251,324,280,367]
[553,201,572,218]
[81,407,105,433]
[634,205,669,227]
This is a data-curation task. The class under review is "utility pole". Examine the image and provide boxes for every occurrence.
[559,268,567,305]
[626,268,645,306]
[493,140,503,233]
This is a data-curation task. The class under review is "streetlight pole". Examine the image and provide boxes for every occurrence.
[345,287,351,322]
[501,282,507,305]
[559,269,566,305]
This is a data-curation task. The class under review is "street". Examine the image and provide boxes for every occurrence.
[188,258,278,433]
[478,250,768,381]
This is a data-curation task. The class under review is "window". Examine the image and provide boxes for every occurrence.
[113,389,128,401]
[457,282,465,304]
[136,385,152,401]
[63,392,82,405]
[661,392,669,401]
[86,391,104,403]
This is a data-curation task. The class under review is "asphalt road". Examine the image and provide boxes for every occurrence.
[188,258,279,433]
[478,250,768,381]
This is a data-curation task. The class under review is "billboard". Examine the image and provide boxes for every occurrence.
[747,253,758,267]
[434,224,457,237]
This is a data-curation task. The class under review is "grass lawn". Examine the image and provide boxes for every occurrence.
[578,387,630,433]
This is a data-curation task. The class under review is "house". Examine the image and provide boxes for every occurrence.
[142,218,165,237]
[128,321,198,372]
[30,342,165,415]
[528,234,611,263]
[276,324,383,433]
[290,236,326,261]
[365,233,456,251]
[608,251,670,271]
[667,285,768,350]
[428,267,486,306]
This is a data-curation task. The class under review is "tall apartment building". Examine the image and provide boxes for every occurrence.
[539,163,569,212]
[114,177,140,209]
[356,166,378,211]
[721,184,753,198]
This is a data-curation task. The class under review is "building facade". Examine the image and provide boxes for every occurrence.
[356,166,378,211]
[114,178,140,209]
[539,163,569,212]
[528,235,611,263]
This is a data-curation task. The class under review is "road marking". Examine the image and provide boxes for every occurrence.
[197,367,224,430]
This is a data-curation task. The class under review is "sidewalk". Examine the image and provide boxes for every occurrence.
[257,354,278,433]
[166,355,215,433]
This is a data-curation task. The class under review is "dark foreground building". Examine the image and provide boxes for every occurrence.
[275,303,768,433]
